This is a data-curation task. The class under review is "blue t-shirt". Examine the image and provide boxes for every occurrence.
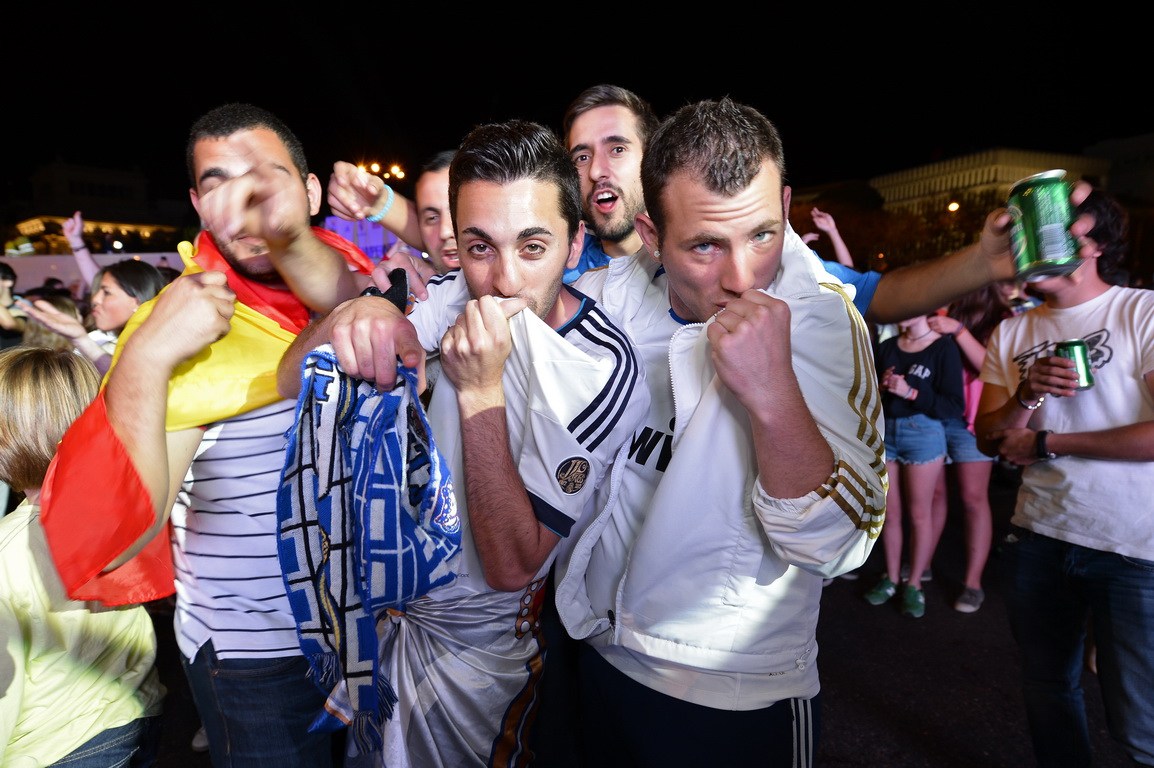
[563,232,612,285]
[820,259,881,316]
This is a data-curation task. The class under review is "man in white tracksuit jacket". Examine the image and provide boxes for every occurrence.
[554,97,888,767]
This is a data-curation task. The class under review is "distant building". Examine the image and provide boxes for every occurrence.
[870,148,1112,213]
[798,137,1153,284]
[7,160,187,256]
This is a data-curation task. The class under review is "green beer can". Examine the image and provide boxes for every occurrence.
[1054,338,1094,390]
[1008,169,1080,282]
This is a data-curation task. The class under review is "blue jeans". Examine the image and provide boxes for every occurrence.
[1001,525,1154,766]
[181,641,336,767]
[51,715,162,767]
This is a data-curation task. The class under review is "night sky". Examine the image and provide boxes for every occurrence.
[7,19,1150,208]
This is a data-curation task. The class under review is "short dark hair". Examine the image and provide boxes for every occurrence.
[561,84,660,149]
[422,149,457,175]
[1076,188,1129,286]
[448,120,582,242]
[0,262,16,283]
[186,103,309,187]
[640,97,786,236]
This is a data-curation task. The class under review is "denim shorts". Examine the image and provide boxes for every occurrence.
[884,413,947,465]
[942,417,994,464]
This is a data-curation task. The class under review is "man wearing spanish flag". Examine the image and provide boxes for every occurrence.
[39,104,374,767]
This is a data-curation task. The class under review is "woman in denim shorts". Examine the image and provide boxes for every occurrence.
[866,313,964,618]
[927,283,1015,613]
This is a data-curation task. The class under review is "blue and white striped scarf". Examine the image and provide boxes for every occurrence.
[277,345,461,755]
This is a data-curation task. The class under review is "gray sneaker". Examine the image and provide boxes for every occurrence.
[954,587,985,614]
[899,563,933,583]
[191,726,209,753]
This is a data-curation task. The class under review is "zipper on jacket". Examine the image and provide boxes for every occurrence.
[667,320,706,430]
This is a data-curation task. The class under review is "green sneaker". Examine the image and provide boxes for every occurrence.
[864,576,897,606]
[902,585,926,618]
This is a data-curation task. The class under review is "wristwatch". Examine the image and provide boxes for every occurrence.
[1035,430,1057,461]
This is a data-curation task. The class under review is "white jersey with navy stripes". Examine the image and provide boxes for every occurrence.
[409,270,648,598]
[377,271,648,767]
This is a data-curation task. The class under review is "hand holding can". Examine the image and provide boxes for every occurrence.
[1008,170,1081,282]
[1054,339,1094,390]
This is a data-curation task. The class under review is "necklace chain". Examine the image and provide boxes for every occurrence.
[904,329,933,341]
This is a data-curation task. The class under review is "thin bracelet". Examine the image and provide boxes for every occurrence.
[1015,382,1046,410]
[367,185,395,223]
[71,242,88,251]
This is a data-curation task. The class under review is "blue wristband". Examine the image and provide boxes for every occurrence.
[367,185,395,223]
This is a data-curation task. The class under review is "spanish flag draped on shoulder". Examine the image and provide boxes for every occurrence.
[40,230,373,606]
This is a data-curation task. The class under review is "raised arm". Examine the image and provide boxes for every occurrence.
[328,161,436,299]
[195,157,369,313]
[927,313,987,373]
[18,297,113,374]
[327,160,424,248]
[63,210,101,289]
[0,266,25,335]
[811,207,854,268]
[100,272,237,568]
[867,181,1096,324]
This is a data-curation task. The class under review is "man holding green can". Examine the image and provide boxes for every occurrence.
[974,188,1154,767]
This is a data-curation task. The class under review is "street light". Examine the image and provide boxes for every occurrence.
[359,162,405,180]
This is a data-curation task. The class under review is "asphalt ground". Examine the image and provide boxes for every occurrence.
[151,463,1133,767]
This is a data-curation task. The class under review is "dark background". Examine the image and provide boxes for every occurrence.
[5,17,1150,206]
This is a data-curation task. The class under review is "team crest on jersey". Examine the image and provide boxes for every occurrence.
[555,457,590,495]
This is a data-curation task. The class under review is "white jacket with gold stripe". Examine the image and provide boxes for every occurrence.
[556,225,887,708]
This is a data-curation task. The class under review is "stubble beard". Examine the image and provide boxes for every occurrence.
[587,185,645,247]
[591,214,636,245]
[217,240,283,285]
